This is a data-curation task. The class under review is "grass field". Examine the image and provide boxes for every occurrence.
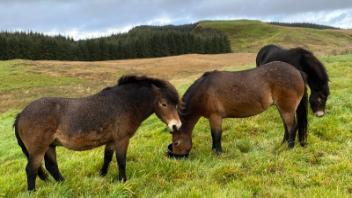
[199,20,352,55]
[0,53,352,197]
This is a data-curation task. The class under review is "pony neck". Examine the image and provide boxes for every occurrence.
[180,113,200,136]
[301,54,329,92]
[308,79,326,92]
[124,86,156,124]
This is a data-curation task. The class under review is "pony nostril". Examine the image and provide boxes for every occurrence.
[172,124,177,131]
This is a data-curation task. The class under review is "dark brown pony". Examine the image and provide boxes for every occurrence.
[169,61,308,157]
[256,44,329,117]
[14,75,181,191]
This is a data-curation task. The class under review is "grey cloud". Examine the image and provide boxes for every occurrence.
[0,0,351,38]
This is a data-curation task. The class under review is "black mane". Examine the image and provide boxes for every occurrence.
[118,75,155,86]
[117,75,179,104]
[291,47,329,82]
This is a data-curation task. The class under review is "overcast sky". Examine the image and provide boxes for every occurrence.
[1,0,352,39]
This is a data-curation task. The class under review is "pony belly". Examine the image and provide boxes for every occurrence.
[226,108,267,118]
[224,100,272,118]
[54,130,113,151]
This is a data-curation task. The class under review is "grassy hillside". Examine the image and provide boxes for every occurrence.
[0,53,255,113]
[0,54,352,197]
[199,20,352,55]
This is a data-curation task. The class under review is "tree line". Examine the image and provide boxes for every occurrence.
[269,22,339,30]
[0,24,232,61]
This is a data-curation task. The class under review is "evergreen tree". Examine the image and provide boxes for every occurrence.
[0,23,231,61]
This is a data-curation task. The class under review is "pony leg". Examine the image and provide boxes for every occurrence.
[115,138,130,181]
[297,89,308,147]
[281,123,289,144]
[281,112,297,148]
[288,119,298,148]
[100,144,114,176]
[37,166,48,181]
[209,114,223,155]
[26,153,45,191]
[44,146,64,182]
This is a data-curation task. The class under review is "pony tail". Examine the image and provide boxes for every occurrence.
[296,86,308,146]
[13,113,29,159]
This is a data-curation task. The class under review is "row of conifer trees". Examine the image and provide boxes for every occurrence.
[0,24,231,61]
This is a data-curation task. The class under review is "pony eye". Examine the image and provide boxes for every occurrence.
[162,103,167,107]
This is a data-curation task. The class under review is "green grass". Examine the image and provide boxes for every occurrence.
[0,60,81,92]
[199,20,352,54]
[0,60,101,113]
[1,54,352,197]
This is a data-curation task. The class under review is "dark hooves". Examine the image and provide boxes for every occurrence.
[115,176,127,182]
[99,169,108,177]
[300,141,307,147]
[212,148,223,155]
[56,177,65,182]
[288,141,295,149]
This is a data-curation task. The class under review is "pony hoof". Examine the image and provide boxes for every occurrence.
[28,187,36,192]
[213,148,223,155]
[116,176,127,182]
[56,177,65,182]
[300,142,307,147]
[288,142,295,149]
[99,169,108,176]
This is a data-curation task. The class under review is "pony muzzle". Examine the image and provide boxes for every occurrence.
[314,110,325,117]
[167,143,189,159]
[167,119,182,131]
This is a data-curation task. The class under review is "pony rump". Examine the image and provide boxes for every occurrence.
[13,113,48,181]
[256,44,281,66]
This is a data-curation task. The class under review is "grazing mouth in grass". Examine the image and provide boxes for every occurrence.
[167,143,189,159]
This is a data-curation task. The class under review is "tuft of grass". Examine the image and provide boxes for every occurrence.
[235,139,252,153]
[211,165,244,184]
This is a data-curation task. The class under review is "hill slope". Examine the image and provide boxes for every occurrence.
[199,20,352,55]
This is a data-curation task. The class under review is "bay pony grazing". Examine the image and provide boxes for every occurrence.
[168,61,308,157]
[256,44,329,117]
[14,75,181,191]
